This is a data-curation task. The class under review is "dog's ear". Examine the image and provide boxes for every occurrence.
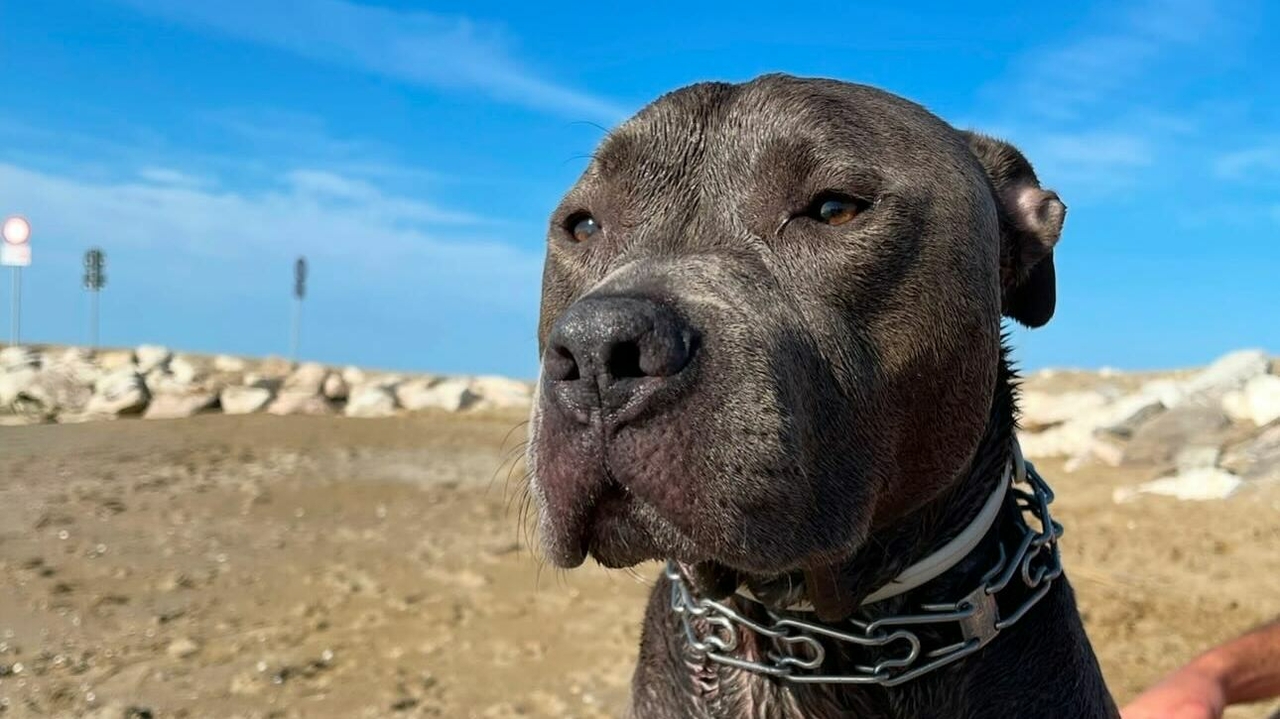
[961,131,1066,328]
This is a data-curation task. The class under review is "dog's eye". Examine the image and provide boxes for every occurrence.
[566,213,600,242]
[809,193,867,226]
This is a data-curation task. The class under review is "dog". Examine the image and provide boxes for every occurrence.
[526,73,1119,718]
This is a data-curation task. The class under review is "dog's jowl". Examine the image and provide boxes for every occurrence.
[526,74,1118,718]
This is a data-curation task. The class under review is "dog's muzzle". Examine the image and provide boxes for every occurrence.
[666,437,1064,687]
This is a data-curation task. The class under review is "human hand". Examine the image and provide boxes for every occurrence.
[1122,664,1227,719]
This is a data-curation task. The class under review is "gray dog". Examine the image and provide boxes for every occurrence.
[526,74,1118,718]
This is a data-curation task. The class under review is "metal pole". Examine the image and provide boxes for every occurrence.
[89,289,99,350]
[10,266,19,346]
[290,296,302,362]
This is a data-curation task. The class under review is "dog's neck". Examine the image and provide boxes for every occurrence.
[796,355,1020,618]
[640,355,1117,718]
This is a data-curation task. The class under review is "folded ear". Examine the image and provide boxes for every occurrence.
[961,131,1066,328]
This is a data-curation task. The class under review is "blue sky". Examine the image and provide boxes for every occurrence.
[1,0,1277,378]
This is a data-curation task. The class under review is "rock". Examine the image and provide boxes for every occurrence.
[1093,393,1168,440]
[267,390,333,416]
[1113,467,1244,503]
[220,386,274,415]
[1121,405,1232,468]
[344,385,397,417]
[0,365,37,406]
[1221,425,1280,482]
[167,636,201,659]
[213,354,247,373]
[20,366,94,414]
[135,344,172,374]
[96,349,136,371]
[1063,436,1126,472]
[243,373,283,392]
[144,368,194,395]
[1171,349,1269,408]
[1018,390,1111,431]
[1020,392,1166,459]
[396,377,477,412]
[1221,374,1280,426]
[49,347,99,383]
[470,375,533,410]
[86,370,150,415]
[1174,445,1221,471]
[283,362,329,394]
[341,365,367,387]
[0,345,40,371]
[257,355,294,379]
[322,372,349,401]
[144,391,218,419]
[168,354,201,384]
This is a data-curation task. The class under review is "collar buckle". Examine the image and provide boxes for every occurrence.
[956,585,1000,648]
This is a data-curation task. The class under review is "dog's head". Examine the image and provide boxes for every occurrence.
[527,74,1063,586]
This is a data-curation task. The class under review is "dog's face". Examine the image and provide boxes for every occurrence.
[527,74,1063,585]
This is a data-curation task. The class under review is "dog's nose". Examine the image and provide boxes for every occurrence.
[543,296,696,416]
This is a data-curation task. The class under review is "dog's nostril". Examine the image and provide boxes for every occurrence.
[545,344,581,382]
[607,341,644,379]
[556,346,581,381]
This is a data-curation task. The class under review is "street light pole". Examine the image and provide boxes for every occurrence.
[291,256,307,362]
[2,216,32,346]
[83,248,106,350]
[10,266,19,347]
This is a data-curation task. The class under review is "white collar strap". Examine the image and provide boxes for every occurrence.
[734,438,1024,611]
[666,437,1064,688]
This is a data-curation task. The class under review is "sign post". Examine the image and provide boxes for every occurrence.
[291,256,307,362]
[83,248,107,349]
[2,216,31,346]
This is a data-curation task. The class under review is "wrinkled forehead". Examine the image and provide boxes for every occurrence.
[587,76,969,197]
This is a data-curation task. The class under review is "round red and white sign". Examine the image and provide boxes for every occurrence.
[2,216,31,245]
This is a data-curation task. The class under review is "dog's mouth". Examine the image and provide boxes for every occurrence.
[546,472,672,570]
[580,481,653,568]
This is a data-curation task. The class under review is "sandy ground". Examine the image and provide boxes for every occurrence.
[1,411,1278,718]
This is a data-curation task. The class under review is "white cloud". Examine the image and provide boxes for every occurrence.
[971,0,1248,194]
[116,0,628,123]
[1003,0,1228,121]
[1214,142,1280,180]
[0,160,541,309]
[138,166,210,188]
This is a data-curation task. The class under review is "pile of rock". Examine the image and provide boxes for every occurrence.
[0,345,534,426]
[1018,349,1280,501]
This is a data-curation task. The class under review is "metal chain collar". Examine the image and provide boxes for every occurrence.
[667,455,1064,688]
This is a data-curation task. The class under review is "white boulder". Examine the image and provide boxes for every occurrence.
[220,386,274,415]
[1172,349,1270,408]
[86,369,149,415]
[1113,467,1244,503]
[283,362,329,394]
[267,390,333,416]
[344,385,397,417]
[144,391,218,419]
[1221,374,1280,426]
[213,354,247,373]
[323,372,350,401]
[1018,390,1111,431]
[396,377,477,412]
[0,366,37,406]
[135,344,172,374]
[95,349,136,371]
[0,346,40,371]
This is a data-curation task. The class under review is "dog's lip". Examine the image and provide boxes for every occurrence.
[582,483,662,568]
